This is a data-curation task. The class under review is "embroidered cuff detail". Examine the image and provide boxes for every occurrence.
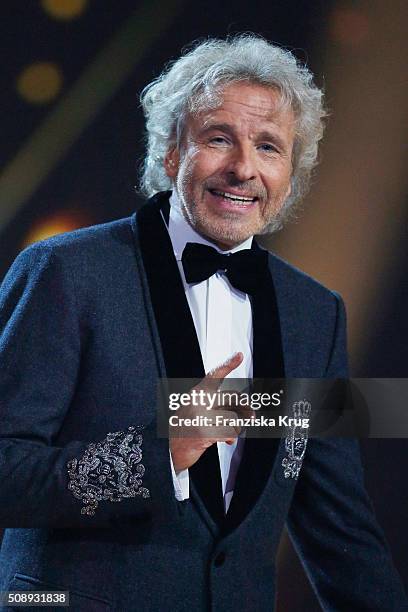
[67,426,150,516]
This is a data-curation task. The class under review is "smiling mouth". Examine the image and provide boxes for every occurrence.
[209,189,258,204]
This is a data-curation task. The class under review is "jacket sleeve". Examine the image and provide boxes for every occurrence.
[286,293,408,611]
[0,243,178,528]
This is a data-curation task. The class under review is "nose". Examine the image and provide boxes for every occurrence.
[226,144,257,183]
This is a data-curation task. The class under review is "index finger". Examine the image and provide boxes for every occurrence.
[201,352,244,392]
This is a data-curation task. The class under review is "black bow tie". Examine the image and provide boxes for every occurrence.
[181,242,269,295]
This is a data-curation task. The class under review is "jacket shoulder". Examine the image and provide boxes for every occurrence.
[12,216,135,271]
[21,216,134,258]
[267,252,347,377]
[1,216,137,297]
[268,251,341,305]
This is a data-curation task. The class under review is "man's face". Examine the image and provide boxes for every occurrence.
[164,81,296,249]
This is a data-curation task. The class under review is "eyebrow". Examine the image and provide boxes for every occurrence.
[199,122,287,151]
[200,122,234,135]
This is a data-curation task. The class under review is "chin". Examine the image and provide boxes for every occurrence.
[196,220,252,248]
[183,198,258,246]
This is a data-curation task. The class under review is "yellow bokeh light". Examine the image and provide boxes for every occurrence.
[41,0,88,20]
[23,214,87,248]
[16,62,63,105]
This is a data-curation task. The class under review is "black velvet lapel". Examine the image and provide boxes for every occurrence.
[136,192,285,534]
[137,192,204,381]
[222,252,285,535]
[136,192,225,526]
[252,258,285,379]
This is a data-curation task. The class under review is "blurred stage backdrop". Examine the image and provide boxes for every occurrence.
[1,1,407,609]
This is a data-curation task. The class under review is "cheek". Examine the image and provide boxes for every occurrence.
[178,150,200,182]
[188,149,223,180]
[265,165,292,192]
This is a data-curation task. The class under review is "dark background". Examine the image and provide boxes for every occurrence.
[1,1,407,609]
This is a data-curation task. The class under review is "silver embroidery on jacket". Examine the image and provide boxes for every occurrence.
[67,426,150,516]
[282,400,311,479]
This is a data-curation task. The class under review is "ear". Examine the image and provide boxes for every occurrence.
[164,147,180,179]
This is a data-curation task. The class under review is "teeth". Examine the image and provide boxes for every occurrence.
[212,190,255,203]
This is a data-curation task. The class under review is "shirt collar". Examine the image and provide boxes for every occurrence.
[167,190,253,261]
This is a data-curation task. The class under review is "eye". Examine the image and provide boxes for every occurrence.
[258,143,279,154]
[208,136,229,146]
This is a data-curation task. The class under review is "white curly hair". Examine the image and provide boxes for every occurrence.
[139,34,326,230]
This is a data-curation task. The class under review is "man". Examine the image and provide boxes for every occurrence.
[0,34,406,611]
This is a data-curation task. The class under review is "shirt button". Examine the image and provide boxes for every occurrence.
[214,551,226,567]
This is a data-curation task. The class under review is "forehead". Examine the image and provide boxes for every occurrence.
[189,81,295,130]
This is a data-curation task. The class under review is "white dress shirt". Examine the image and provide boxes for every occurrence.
[166,191,253,512]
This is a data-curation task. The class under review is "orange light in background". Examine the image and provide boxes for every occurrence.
[330,7,370,48]
[22,212,90,248]
[41,0,88,20]
[16,62,63,105]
